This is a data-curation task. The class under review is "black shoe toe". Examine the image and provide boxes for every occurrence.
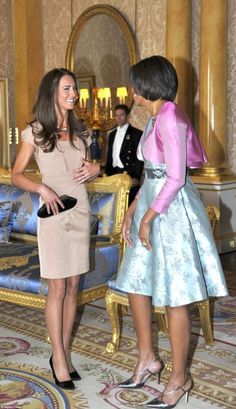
[70,370,81,381]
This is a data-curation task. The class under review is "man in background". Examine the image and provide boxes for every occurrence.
[105,104,143,204]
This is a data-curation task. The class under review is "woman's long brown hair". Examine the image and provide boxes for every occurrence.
[30,68,88,152]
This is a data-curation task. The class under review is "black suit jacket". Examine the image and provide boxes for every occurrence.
[105,124,143,180]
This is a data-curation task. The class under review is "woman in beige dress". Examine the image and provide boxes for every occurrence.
[11,68,100,390]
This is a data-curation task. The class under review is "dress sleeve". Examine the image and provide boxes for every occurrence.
[151,106,187,213]
[21,126,36,146]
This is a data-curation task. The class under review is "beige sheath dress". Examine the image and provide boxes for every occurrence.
[22,126,91,279]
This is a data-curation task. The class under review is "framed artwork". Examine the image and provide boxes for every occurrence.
[0,78,10,169]
[76,74,95,111]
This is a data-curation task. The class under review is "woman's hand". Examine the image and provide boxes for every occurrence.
[139,219,152,250]
[139,208,159,251]
[122,198,138,247]
[122,211,134,247]
[72,158,100,184]
[37,184,64,215]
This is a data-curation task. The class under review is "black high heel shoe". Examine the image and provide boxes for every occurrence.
[145,378,194,408]
[118,360,164,389]
[69,369,81,381]
[49,356,75,390]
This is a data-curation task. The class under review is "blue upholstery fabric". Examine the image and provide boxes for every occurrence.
[0,184,116,236]
[0,185,39,236]
[88,192,116,234]
[0,242,119,295]
[0,201,14,243]
[79,245,119,290]
[0,243,43,294]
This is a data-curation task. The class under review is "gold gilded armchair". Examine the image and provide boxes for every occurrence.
[105,205,220,353]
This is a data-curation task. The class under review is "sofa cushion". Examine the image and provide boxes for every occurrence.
[0,242,119,295]
[0,201,14,243]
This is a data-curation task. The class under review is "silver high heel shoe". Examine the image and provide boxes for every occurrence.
[118,359,164,389]
[145,378,194,408]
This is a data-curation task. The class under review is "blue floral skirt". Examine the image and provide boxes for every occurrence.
[115,161,228,307]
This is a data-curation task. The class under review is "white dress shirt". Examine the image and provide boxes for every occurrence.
[112,123,129,168]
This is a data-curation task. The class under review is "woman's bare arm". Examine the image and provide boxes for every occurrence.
[11,142,42,192]
[12,142,64,215]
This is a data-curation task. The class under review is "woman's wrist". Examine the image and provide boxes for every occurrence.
[36,183,44,194]
[142,209,159,224]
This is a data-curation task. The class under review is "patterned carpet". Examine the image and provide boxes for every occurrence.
[0,292,235,409]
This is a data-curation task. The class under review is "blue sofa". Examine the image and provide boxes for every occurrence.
[0,169,131,309]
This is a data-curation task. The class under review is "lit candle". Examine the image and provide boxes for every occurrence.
[97,88,105,108]
[109,97,113,119]
[79,89,89,110]
[116,86,128,104]
[103,88,111,109]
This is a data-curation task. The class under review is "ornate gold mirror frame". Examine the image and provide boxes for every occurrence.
[65,5,138,131]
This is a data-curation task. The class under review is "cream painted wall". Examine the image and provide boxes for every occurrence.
[0,0,236,173]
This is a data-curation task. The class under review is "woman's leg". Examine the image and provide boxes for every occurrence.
[128,293,162,381]
[161,305,192,404]
[45,278,70,381]
[63,275,80,372]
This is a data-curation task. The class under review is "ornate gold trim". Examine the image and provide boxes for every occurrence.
[10,232,38,244]
[105,289,168,353]
[191,174,236,184]
[0,167,11,181]
[66,5,137,72]
[65,5,138,131]
[77,284,108,305]
[0,288,46,309]
[0,285,108,310]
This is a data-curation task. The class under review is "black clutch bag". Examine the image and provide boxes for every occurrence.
[37,195,77,218]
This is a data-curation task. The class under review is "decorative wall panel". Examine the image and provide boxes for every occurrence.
[130,0,166,130]
[41,0,72,72]
[191,0,200,134]
[227,0,236,173]
[136,0,166,59]
[0,0,14,128]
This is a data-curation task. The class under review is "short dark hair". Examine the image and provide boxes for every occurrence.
[129,55,178,102]
[114,104,130,115]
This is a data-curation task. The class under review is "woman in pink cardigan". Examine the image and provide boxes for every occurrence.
[115,56,228,408]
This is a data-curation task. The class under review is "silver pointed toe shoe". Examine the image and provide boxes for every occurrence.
[118,360,164,389]
[145,378,194,408]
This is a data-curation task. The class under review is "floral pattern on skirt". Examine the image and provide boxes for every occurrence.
[115,162,228,307]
